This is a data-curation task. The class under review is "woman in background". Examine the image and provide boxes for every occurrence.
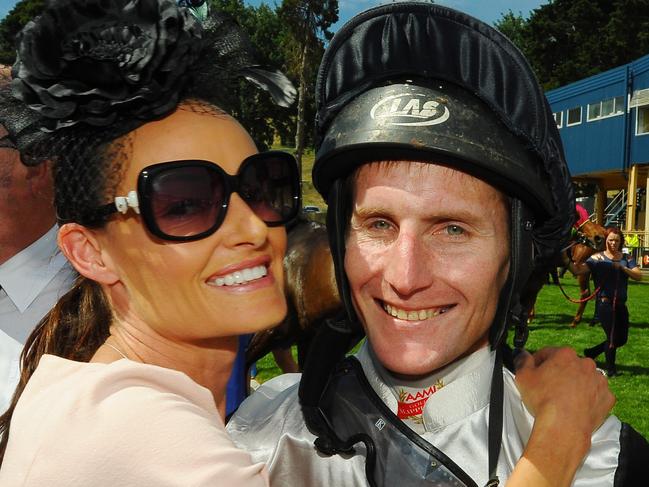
[572,227,642,376]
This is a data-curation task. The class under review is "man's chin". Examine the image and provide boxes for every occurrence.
[377,349,445,379]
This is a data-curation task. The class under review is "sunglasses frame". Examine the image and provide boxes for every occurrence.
[102,151,300,242]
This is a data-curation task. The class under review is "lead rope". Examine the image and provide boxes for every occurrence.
[609,256,622,350]
[485,347,504,487]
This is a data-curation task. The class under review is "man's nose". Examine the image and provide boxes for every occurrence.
[383,232,433,297]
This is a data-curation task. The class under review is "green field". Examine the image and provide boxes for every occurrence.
[254,275,649,438]
[523,276,649,438]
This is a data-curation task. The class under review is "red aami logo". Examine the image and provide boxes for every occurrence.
[397,381,444,420]
[404,387,437,402]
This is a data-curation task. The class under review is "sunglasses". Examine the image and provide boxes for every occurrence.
[98,151,300,242]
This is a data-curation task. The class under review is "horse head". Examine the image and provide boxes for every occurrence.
[571,220,606,264]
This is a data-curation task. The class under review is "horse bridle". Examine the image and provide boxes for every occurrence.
[557,219,602,304]
[566,219,603,252]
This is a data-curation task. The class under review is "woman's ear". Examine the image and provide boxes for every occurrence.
[58,223,119,285]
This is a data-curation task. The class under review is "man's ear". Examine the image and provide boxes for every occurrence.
[25,160,54,200]
[58,223,119,285]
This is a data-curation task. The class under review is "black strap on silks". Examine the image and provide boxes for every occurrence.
[311,356,478,486]
[302,348,507,486]
[485,347,504,487]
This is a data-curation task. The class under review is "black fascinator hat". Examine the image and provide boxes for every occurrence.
[1,0,296,152]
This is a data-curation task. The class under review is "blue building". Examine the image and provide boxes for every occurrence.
[546,53,649,256]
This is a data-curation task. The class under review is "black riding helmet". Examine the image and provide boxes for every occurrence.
[310,1,573,345]
[299,1,575,455]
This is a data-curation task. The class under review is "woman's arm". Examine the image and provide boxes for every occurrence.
[613,261,643,281]
[508,348,615,487]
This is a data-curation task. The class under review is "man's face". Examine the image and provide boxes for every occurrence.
[344,162,510,377]
[0,124,55,265]
[0,125,29,233]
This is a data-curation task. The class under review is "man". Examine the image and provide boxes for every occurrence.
[228,4,647,485]
[0,66,76,413]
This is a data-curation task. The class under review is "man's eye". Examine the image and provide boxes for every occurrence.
[446,224,464,236]
[372,220,390,230]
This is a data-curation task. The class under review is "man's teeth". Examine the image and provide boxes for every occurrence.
[212,265,267,286]
[383,303,448,321]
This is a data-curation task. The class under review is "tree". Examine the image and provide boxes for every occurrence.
[279,0,338,170]
[202,0,297,151]
[494,10,529,55]
[0,0,45,64]
[495,0,649,90]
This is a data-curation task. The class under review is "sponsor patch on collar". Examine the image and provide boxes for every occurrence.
[397,379,445,420]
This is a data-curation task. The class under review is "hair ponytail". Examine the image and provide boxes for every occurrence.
[0,276,111,464]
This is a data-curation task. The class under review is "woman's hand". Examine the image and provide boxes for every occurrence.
[509,347,615,487]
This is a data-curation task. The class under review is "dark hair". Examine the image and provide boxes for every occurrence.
[0,0,295,465]
[605,226,625,251]
[0,277,111,456]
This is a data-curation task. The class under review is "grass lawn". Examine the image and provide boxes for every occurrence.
[253,274,649,438]
[523,275,649,438]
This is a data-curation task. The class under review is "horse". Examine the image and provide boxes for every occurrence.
[246,215,342,370]
[521,219,607,327]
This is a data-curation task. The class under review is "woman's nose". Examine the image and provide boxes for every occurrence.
[219,193,269,248]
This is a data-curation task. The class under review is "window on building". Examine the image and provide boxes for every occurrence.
[587,96,625,121]
[553,111,563,128]
[636,105,649,135]
[588,102,601,120]
[567,106,582,126]
[614,96,624,113]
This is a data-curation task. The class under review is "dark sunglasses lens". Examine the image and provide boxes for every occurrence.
[150,166,224,238]
[240,154,298,224]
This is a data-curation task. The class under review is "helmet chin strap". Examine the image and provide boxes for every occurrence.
[490,198,536,352]
[325,178,359,330]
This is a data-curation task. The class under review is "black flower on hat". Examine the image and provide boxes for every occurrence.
[11,0,203,131]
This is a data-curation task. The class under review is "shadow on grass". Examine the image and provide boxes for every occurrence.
[529,315,649,330]
[527,313,580,328]
[629,321,649,329]
[589,363,649,377]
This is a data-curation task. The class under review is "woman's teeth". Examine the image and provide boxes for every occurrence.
[212,265,267,286]
[383,302,449,321]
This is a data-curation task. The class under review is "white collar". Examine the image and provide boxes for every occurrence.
[358,342,494,432]
[0,226,67,312]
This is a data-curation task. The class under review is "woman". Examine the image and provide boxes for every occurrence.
[0,0,299,484]
[571,227,643,376]
[0,1,615,486]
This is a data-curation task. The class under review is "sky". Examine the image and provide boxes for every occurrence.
[0,0,549,26]
[246,0,550,28]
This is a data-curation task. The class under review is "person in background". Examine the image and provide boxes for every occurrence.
[228,3,647,486]
[0,65,76,414]
[0,0,297,485]
[568,227,643,376]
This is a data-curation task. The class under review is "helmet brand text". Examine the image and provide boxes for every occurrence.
[370,94,450,127]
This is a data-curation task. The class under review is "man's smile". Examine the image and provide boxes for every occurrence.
[380,301,455,321]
